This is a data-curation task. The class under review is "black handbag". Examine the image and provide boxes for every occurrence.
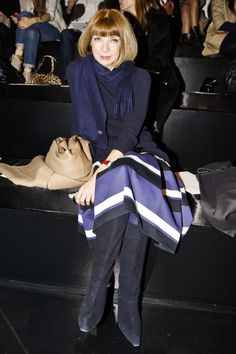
[197,161,236,237]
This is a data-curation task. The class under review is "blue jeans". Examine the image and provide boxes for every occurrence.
[15,12,60,68]
[59,29,81,81]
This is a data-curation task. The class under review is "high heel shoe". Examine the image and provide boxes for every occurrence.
[11,54,23,72]
[191,26,204,47]
[23,70,32,84]
[179,33,192,46]
[78,280,108,332]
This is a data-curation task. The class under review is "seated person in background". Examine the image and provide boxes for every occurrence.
[202,0,236,57]
[59,0,85,83]
[59,0,120,83]
[179,0,203,46]
[10,0,66,84]
[60,0,85,26]
[0,0,20,60]
[67,8,192,347]
[120,0,180,133]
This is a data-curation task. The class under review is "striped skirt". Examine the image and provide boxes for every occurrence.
[78,152,193,254]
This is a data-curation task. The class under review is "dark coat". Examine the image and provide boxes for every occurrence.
[0,0,20,59]
[126,7,180,132]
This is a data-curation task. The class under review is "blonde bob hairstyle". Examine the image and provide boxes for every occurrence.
[78,9,138,68]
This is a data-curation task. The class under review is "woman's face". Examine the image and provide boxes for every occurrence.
[90,35,121,70]
[119,0,135,13]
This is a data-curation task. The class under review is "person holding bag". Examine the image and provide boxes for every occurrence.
[10,0,66,84]
[67,9,192,347]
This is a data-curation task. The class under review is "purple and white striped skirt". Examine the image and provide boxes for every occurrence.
[78,151,193,254]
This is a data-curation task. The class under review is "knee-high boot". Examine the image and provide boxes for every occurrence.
[79,214,129,332]
[118,223,148,347]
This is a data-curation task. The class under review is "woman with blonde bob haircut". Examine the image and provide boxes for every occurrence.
[78,8,138,68]
[67,8,192,348]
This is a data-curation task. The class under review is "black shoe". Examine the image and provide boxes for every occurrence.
[179,33,192,46]
[191,26,204,47]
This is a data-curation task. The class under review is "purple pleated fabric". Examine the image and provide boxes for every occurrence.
[78,152,193,254]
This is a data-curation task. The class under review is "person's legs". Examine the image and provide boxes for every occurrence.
[179,1,192,44]
[190,0,200,27]
[18,22,60,83]
[22,22,60,67]
[10,12,58,81]
[22,27,40,69]
[11,12,35,72]
[190,0,203,46]
[118,222,148,347]
[11,27,26,72]
[59,29,81,82]
[78,213,129,332]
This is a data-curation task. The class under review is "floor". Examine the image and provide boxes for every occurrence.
[0,287,235,354]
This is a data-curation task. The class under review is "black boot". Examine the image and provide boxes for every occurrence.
[118,223,148,347]
[179,33,192,46]
[78,214,129,332]
[79,280,108,332]
[191,26,203,47]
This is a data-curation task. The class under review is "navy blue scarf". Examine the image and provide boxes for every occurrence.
[67,55,136,150]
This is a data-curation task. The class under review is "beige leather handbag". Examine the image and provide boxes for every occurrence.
[0,136,93,190]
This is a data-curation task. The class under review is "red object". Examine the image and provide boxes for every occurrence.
[101,160,111,165]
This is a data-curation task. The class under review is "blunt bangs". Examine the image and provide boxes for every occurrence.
[91,18,121,38]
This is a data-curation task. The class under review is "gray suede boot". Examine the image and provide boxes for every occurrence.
[118,223,148,347]
[78,214,129,333]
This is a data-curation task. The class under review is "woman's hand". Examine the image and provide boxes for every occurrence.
[74,174,97,206]
[74,149,124,206]
[10,13,19,24]
[0,11,10,27]
[18,17,35,29]
[74,162,111,206]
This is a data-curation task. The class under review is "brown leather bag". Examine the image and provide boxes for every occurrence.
[0,136,93,190]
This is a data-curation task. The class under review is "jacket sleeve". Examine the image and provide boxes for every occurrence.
[211,0,228,30]
[111,69,151,154]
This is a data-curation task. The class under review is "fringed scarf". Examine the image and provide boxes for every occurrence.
[67,55,136,150]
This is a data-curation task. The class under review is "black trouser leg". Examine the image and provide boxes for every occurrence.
[78,213,129,332]
[118,222,148,347]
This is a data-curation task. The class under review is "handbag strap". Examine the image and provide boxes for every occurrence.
[34,55,57,74]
